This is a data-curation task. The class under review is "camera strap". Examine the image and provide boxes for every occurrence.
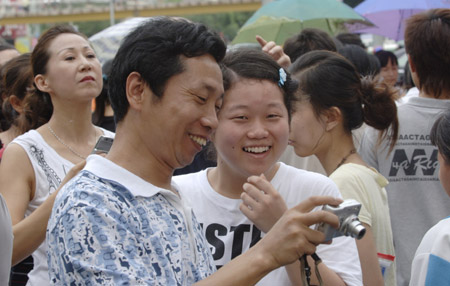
[300,253,323,286]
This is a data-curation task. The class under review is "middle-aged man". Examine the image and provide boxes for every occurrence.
[46,17,341,285]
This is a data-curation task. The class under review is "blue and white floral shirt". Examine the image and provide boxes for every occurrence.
[47,155,216,285]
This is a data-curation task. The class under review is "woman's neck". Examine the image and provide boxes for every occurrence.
[208,159,280,199]
[47,104,96,140]
[316,133,357,176]
[208,164,247,199]
[38,101,100,163]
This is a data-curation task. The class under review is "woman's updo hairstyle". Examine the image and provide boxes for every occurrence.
[289,50,398,151]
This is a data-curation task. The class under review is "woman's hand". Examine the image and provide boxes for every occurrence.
[240,174,288,233]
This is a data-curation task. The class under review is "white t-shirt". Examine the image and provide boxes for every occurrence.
[410,217,450,286]
[11,129,114,286]
[174,162,363,286]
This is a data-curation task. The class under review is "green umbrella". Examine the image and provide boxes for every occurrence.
[232,0,371,45]
[232,16,347,45]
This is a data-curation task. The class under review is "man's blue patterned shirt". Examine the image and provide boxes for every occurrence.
[47,155,216,285]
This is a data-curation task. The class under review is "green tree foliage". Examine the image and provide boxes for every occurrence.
[76,20,110,37]
[36,12,252,44]
[186,12,253,44]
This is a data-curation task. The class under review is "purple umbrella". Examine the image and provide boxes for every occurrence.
[347,0,450,41]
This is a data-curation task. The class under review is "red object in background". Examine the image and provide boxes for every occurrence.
[0,24,27,39]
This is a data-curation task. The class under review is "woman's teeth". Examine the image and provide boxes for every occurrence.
[243,146,270,153]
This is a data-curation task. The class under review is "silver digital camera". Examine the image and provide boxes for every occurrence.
[315,199,366,241]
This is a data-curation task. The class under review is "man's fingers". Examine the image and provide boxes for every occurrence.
[299,210,340,230]
[294,196,343,214]
[256,35,267,47]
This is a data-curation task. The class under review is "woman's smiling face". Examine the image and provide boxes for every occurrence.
[213,78,289,177]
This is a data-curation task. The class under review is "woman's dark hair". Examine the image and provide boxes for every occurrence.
[26,25,88,126]
[283,28,337,63]
[374,50,398,68]
[335,33,366,49]
[1,53,36,133]
[221,48,298,120]
[92,59,113,129]
[338,44,380,77]
[290,50,398,151]
[430,109,450,164]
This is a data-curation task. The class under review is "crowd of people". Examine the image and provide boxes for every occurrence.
[0,8,449,286]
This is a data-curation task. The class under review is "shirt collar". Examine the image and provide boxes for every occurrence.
[84,155,179,198]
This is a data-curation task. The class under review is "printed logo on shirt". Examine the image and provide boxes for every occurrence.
[30,144,62,194]
[200,223,262,269]
[389,147,439,182]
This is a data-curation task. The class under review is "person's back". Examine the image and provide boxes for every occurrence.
[409,109,450,286]
[359,9,450,286]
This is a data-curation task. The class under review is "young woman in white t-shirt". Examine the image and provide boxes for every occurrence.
[175,48,363,286]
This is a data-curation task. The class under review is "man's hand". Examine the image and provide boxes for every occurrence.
[254,196,342,269]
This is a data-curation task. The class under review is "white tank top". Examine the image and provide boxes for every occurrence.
[12,129,114,286]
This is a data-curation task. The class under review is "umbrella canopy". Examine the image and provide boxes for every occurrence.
[348,0,450,41]
[89,17,152,65]
[232,0,371,45]
[232,16,345,45]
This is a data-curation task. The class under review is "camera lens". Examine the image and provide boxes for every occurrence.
[346,220,366,240]
[341,215,366,240]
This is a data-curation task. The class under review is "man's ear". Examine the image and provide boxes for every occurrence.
[9,95,24,114]
[323,106,341,131]
[126,72,147,111]
[34,75,51,94]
